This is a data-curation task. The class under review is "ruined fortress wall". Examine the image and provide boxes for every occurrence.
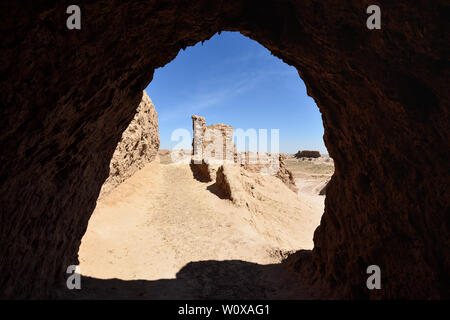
[99,91,159,199]
[1,1,447,299]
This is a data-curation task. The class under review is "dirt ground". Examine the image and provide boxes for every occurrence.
[71,153,333,299]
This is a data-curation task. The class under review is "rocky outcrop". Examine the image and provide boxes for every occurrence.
[99,91,159,199]
[0,1,448,299]
[295,150,321,158]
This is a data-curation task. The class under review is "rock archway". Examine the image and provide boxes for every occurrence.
[0,1,448,299]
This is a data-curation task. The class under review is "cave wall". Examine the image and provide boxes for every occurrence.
[0,0,448,298]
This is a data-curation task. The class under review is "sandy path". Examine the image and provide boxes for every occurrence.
[75,159,324,298]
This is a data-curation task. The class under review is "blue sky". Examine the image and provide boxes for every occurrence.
[145,31,327,154]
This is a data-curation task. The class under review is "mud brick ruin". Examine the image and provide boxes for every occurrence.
[190,115,297,192]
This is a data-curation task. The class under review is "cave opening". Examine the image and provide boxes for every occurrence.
[2,2,446,300]
[75,32,333,299]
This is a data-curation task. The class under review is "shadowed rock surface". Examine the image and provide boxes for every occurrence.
[318,182,328,196]
[0,1,448,299]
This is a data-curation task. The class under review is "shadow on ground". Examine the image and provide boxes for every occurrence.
[60,256,321,299]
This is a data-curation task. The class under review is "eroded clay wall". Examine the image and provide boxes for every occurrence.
[98,91,160,199]
[191,115,297,191]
